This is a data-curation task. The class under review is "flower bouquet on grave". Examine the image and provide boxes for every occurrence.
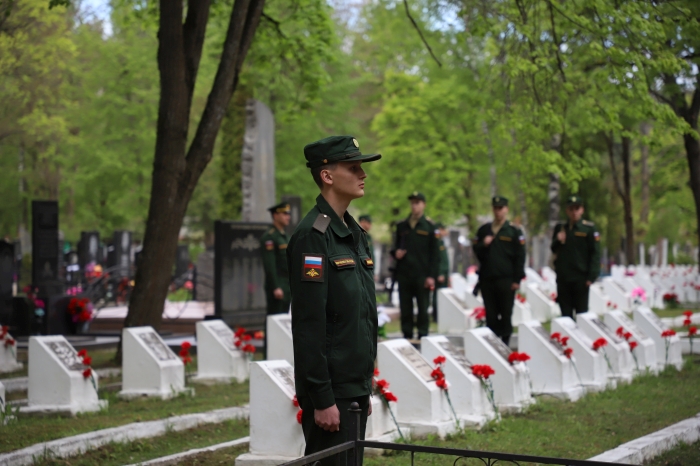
[662,292,679,309]
[551,332,582,387]
[508,351,532,392]
[233,328,259,360]
[683,311,697,357]
[179,342,193,380]
[471,363,499,421]
[0,325,16,360]
[616,326,640,371]
[292,395,303,424]
[515,292,526,304]
[630,287,647,309]
[431,356,461,428]
[372,368,404,440]
[661,329,676,366]
[592,337,614,373]
[78,349,97,392]
[67,297,94,324]
[470,307,486,327]
[607,301,618,311]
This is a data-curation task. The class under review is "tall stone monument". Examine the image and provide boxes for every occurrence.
[241,99,276,223]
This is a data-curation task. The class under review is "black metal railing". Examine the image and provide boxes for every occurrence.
[281,403,628,466]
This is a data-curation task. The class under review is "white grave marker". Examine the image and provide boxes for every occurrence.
[512,299,534,327]
[450,273,484,308]
[377,339,458,438]
[0,327,22,373]
[21,336,106,415]
[576,313,634,383]
[437,289,478,335]
[120,326,190,399]
[463,328,534,412]
[267,314,294,366]
[633,307,683,370]
[603,311,657,374]
[551,317,609,392]
[235,360,304,465]
[588,284,611,315]
[525,283,560,322]
[602,277,631,311]
[518,321,584,401]
[193,320,249,383]
[421,336,493,426]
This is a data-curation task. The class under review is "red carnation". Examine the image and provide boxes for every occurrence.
[384,391,398,402]
[373,368,380,376]
[431,367,444,380]
[0,325,8,338]
[376,379,389,390]
[690,326,698,336]
[435,377,448,389]
[560,336,569,346]
[234,327,246,337]
[684,318,692,327]
[616,327,624,337]
[661,329,676,338]
[550,332,561,341]
[4,337,15,347]
[182,355,192,365]
[433,355,446,365]
[592,338,608,351]
[82,356,92,366]
[517,352,531,362]
[508,352,519,364]
[181,341,192,351]
[629,341,638,350]
[78,349,88,358]
[472,364,495,379]
[563,348,573,359]
[253,331,264,340]
[296,409,303,424]
[242,334,252,342]
[683,310,693,317]
[623,331,632,341]
[243,344,256,353]
[293,395,299,408]
[82,368,92,379]
[234,339,242,347]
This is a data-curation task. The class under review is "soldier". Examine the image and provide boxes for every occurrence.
[551,195,601,317]
[358,215,374,259]
[393,192,439,340]
[473,196,526,345]
[260,202,292,316]
[432,223,450,322]
[287,135,379,465]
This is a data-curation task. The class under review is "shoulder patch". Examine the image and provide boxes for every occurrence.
[268,228,276,234]
[302,254,325,282]
[312,214,332,234]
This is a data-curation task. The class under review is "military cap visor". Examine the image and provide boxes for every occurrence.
[268,202,291,214]
[492,196,509,207]
[304,135,381,169]
[408,191,426,202]
[359,215,372,223]
[567,195,584,206]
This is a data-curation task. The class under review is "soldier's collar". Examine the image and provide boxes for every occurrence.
[315,194,353,238]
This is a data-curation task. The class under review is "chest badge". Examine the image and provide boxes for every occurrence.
[332,258,356,268]
[302,254,324,282]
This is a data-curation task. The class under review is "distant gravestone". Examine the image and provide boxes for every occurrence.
[32,201,60,286]
[602,277,631,311]
[119,326,191,399]
[267,314,293,365]
[633,307,682,370]
[551,317,609,392]
[604,310,657,373]
[193,320,249,383]
[195,249,214,301]
[436,288,478,336]
[241,99,276,223]
[281,195,302,237]
[22,336,106,415]
[174,244,190,281]
[78,231,100,270]
[0,241,13,323]
[576,313,634,382]
[214,221,268,328]
[588,284,611,315]
[525,283,560,322]
[112,231,132,278]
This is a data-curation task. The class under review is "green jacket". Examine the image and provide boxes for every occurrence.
[260,226,290,293]
[287,194,377,410]
[365,233,374,260]
[392,215,439,280]
[473,220,526,283]
[551,219,601,283]
[437,233,449,279]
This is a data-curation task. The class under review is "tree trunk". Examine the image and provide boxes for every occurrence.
[638,122,651,234]
[621,136,635,265]
[482,122,497,197]
[684,134,700,264]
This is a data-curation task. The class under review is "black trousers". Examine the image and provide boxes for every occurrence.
[298,395,370,466]
[398,277,430,338]
[557,280,590,318]
[480,277,516,345]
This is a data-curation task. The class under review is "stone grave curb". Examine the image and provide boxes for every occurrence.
[587,412,700,463]
[0,367,122,393]
[123,436,250,466]
[0,405,249,466]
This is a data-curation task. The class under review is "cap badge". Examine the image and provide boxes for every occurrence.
[352,138,359,148]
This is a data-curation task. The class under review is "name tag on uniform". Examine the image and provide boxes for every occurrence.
[499,236,512,242]
[575,232,587,237]
[279,244,288,250]
[332,258,356,268]
[302,254,324,282]
[416,230,429,236]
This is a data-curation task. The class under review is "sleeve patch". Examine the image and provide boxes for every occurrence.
[518,235,525,245]
[594,232,600,241]
[302,254,325,282]
[265,240,274,250]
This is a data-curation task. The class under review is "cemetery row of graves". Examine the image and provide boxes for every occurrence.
[1,264,699,464]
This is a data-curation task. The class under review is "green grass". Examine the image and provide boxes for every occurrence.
[30,419,250,466]
[0,380,249,453]
[652,307,698,319]
[645,440,700,465]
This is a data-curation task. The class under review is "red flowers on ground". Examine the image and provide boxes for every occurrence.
[661,329,677,338]
[507,352,530,364]
[471,364,495,379]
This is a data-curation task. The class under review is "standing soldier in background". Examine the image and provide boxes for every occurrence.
[432,223,450,323]
[393,192,439,340]
[359,215,374,259]
[473,196,526,345]
[551,196,601,318]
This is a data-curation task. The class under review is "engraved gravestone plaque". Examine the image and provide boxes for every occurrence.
[139,332,177,361]
[210,321,236,352]
[617,314,649,340]
[272,366,296,397]
[534,325,565,352]
[639,308,666,331]
[559,319,593,345]
[592,317,623,343]
[483,333,513,361]
[438,340,472,371]
[397,345,435,382]
[47,341,85,371]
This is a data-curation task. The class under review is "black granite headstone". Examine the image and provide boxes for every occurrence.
[281,195,302,237]
[78,231,100,270]
[214,221,268,327]
[0,241,14,323]
[112,230,132,278]
[32,201,60,285]
[174,244,190,280]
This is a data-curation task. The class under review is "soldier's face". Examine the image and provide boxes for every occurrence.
[273,212,291,227]
[492,205,508,222]
[566,205,584,222]
[359,220,372,232]
[328,161,367,200]
[410,200,425,217]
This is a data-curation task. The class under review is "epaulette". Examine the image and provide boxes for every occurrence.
[582,220,595,226]
[268,228,275,234]
[312,213,332,233]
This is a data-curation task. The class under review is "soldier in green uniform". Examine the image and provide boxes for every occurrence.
[432,223,450,322]
[393,192,439,340]
[550,195,601,318]
[287,135,380,465]
[358,215,374,259]
[260,202,292,316]
[473,196,526,345]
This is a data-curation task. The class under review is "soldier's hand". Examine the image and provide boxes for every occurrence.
[510,282,520,291]
[586,281,592,287]
[437,275,445,283]
[425,277,435,290]
[395,249,407,260]
[315,405,340,432]
[484,235,494,246]
[273,288,284,300]
[557,231,566,244]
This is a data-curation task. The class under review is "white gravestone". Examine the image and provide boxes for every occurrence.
[463,328,534,412]
[633,307,683,371]
[236,360,304,465]
[21,336,107,415]
[517,321,584,401]
[437,289,478,335]
[0,329,22,373]
[603,311,657,374]
[512,299,533,327]
[603,277,631,312]
[450,273,483,308]
[267,314,294,366]
[588,284,611,315]
[421,335,493,426]
[551,317,609,392]
[576,313,634,383]
[193,320,249,383]
[120,326,190,399]
[377,339,458,438]
[365,394,402,443]
[525,283,560,322]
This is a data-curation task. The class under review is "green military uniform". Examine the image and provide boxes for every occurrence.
[432,224,450,322]
[551,196,601,318]
[260,202,292,315]
[359,214,374,260]
[288,135,380,465]
[473,196,526,345]
[393,192,439,339]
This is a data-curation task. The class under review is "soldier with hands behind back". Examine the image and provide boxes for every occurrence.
[260,202,292,316]
[550,196,601,318]
[287,135,380,465]
[473,196,525,345]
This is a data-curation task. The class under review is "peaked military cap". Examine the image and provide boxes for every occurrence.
[567,195,584,206]
[408,191,426,202]
[304,135,381,169]
[359,214,372,223]
[434,222,445,229]
[492,196,509,207]
[268,202,291,214]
